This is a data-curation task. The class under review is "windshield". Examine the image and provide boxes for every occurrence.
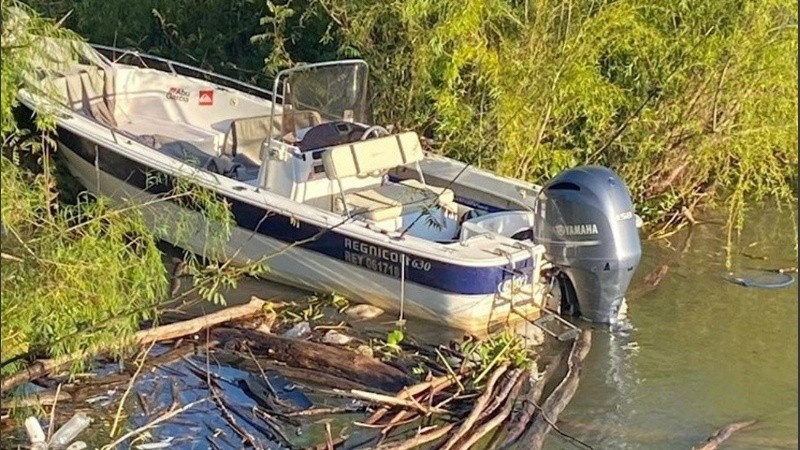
[271,61,372,141]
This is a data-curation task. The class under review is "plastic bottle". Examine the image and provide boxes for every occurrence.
[24,416,46,444]
[49,412,92,448]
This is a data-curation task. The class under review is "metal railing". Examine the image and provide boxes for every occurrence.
[90,44,278,101]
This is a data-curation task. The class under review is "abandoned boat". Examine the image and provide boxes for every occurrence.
[17,43,642,332]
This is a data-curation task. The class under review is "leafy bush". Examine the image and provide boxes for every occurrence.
[1,1,248,376]
[0,2,169,375]
[311,0,797,236]
[28,0,337,84]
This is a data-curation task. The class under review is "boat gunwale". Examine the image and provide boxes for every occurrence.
[18,89,538,269]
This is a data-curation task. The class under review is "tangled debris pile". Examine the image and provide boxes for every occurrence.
[1,296,593,449]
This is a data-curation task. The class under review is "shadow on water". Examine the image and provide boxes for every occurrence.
[545,205,798,450]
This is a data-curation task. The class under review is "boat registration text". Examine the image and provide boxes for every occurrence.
[344,238,431,278]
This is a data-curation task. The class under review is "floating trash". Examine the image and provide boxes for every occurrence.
[345,304,384,320]
[283,321,311,339]
[722,269,796,289]
[322,330,354,345]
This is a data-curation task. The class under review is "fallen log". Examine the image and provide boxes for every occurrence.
[518,330,592,450]
[210,327,413,393]
[233,357,373,392]
[0,389,72,409]
[1,298,267,393]
[693,420,757,450]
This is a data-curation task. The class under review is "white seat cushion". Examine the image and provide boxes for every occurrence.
[340,181,455,222]
[322,131,425,179]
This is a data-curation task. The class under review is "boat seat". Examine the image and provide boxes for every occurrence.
[338,180,455,222]
[321,131,425,180]
[323,131,454,221]
[222,110,323,165]
[221,115,279,164]
[58,65,117,127]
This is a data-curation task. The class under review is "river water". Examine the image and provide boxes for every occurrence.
[545,207,798,450]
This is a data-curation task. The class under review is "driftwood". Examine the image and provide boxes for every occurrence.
[1,298,267,393]
[366,374,462,426]
[518,330,592,450]
[495,348,565,449]
[693,420,757,450]
[377,424,456,450]
[211,327,413,392]
[368,373,464,440]
[439,364,509,450]
[479,368,523,421]
[235,357,372,392]
[333,389,445,415]
[453,374,527,450]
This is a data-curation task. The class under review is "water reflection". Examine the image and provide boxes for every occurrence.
[549,206,798,450]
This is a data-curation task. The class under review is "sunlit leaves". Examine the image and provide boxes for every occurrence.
[311,0,796,234]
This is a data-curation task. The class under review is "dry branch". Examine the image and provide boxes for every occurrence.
[333,389,446,415]
[366,373,461,430]
[134,298,266,344]
[377,424,456,450]
[479,368,523,421]
[101,398,208,449]
[453,374,527,450]
[693,420,757,450]
[496,344,569,449]
[1,298,266,393]
[439,364,509,450]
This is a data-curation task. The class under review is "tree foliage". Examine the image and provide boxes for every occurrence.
[1,1,251,376]
[0,1,168,375]
[310,0,797,234]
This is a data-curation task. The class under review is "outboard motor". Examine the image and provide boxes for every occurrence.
[533,166,641,323]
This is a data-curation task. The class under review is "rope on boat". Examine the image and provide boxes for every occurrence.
[397,253,406,327]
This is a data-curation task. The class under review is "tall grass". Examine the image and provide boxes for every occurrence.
[311,0,798,235]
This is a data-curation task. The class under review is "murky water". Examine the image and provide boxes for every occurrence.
[546,207,798,450]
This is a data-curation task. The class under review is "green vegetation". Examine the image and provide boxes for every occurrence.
[1,0,166,376]
[0,1,255,378]
[315,0,798,240]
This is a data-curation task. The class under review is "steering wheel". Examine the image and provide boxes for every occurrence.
[360,125,391,140]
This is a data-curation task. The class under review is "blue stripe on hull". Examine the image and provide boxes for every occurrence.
[55,125,531,295]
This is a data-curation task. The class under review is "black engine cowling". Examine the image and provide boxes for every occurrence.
[533,166,642,323]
